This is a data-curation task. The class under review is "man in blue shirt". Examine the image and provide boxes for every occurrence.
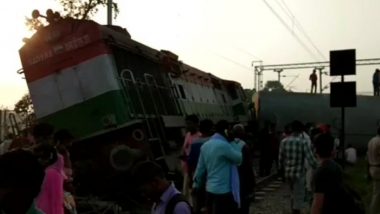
[193,120,243,214]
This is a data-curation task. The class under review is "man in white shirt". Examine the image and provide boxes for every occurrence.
[344,144,357,165]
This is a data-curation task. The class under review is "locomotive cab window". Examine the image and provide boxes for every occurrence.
[227,84,238,100]
[178,84,186,99]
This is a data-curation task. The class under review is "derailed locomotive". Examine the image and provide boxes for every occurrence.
[19,17,250,203]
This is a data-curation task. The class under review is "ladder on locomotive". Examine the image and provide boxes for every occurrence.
[120,69,169,171]
[0,110,21,142]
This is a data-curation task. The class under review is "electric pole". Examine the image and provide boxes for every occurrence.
[107,0,113,25]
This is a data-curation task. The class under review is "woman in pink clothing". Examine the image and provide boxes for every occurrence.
[181,115,201,200]
[34,144,65,214]
[54,129,77,214]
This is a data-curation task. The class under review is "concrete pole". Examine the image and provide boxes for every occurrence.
[274,69,283,83]
[317,67,325,94]
[252,61,263,91]
[319,69,322,94]
[107,0,113,25]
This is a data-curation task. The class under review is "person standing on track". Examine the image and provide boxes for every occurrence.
[279,120,318,214]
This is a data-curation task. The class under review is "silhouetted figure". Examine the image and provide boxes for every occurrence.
[311,133,366,214]
[312,133,344,214]
[373,69,380,96]
[32,123,55,145]
[278,124,292,181]
[310,69,318,94]
[259,122,277,177]
[0,150,45,214]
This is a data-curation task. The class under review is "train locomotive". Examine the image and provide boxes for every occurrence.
[19,15,251,205]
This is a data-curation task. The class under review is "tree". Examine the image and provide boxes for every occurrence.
[14,94,34,116]
[26,0,119,31]
[25,17,45,31]
[14,94,35,129]
[58,0,119,20]
[262,81,287,93]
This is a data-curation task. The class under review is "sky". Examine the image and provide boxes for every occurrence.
[1,0,380,108]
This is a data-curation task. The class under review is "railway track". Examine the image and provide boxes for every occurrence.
[74,156,283,213]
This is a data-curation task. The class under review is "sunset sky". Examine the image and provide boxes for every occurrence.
[1,0,380,108]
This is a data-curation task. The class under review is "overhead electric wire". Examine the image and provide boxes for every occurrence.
[285,74,300,90]
[212,52,252,72]
[280,0,294,19]
[275,0,326,60]
[262,0,337,92]
[262,0,320,60]
[262,0,317,90]
[275,0,335,91]
[235,47,261,60]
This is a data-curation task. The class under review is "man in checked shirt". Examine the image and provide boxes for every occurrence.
[279,120,318,214]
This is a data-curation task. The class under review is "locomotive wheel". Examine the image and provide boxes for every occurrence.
[109,145,143,171]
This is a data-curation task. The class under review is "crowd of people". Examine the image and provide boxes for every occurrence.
[0,123,76,214]
[277,121,379,214]
[0,115,380,214]
[134,116,380,214]
[134,116,255,214]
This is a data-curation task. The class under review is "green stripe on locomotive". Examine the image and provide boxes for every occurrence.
[39,90,131,139]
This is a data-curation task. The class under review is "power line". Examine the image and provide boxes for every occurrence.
[274,0,326,60]
[235,47,261,60]
[212,52,252,72]
[285,74,300,90]
[264,0,336,91]
[262,0,320,60]
[280,0,294,19]
[277,0,324,60]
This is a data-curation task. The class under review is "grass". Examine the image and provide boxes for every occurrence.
[343,158,373,212]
